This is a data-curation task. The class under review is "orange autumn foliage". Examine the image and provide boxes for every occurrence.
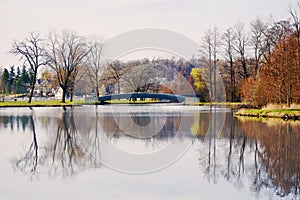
[240,32,300,107]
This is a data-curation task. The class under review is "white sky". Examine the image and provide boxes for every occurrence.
[0,0,294,68]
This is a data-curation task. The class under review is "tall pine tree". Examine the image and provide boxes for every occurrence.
[9,66,15,93]
[15,66,29,94]
[1,68,10,93]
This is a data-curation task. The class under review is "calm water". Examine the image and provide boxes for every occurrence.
[0,105,299,200]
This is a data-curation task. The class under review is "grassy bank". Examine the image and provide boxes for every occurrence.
[0,99,162,107]
[0,100,86,107]
[190,102,250,108]
[235,108,300,120]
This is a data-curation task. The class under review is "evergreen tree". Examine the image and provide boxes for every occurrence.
[1,68,10,93]
[21,65,29,84]
[15,79,23,94]
[9,66,15,93]
[16,66,21,80]
[15,66,30,94]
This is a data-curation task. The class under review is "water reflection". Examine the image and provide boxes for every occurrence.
[15,115,38,174]
[0,115,30,131]
[98,114,183,139]
[48,111,86,177]
[44,110,103,177]
[203,114,300,198]
[198,111,253,190]
[237,118,300,197]
[0,107,299,199]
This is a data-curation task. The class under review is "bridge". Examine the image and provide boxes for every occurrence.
[98,92,186,103]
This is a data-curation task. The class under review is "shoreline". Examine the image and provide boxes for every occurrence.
[234,109,300,120]
[2,100,299,121]
[0,100,85,107]
[0,100,249,108]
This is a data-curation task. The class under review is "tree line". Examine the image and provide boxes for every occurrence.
[197,5,300,107]
[1,2,300,106]
[1,65,30,95]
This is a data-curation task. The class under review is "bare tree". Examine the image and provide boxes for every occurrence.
[289,2,300,81]
[261,19,287,63]
[222,27,237,101]
[73,71,92,96]
[200,29,213,102]
[233,22,249,79]
[200,27,220,102]
[120,63,159,93]
[45,30,90,103]
[289,1,300,53]
[107,61,124,94]
[10,32,47,103]
[250,17,267,74]
[212,27,221,102]
[86,38,105,97]
[68,65,88,102]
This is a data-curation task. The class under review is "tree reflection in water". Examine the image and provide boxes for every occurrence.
[7,107,300,199]
[0,115,30,131]
[49,109,84,177]
[13,108,103,178]
[15,115,38,175]
[47,108,103,177]
[240,118,300,198]
[199,112,300,199]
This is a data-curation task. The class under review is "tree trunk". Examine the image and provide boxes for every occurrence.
[230,59,235,102]
[70,90,74,102]
[213,61,217,102]
[28,72,37,103]
[242,59,248,79]
[255,62,259,75]
[61,87,66,103]
[28,85,35,103]
[117,80,120,94]
[61,77,70,103]
[96,86,100,97]
[287,84,292,108]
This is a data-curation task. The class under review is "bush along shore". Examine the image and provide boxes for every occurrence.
[235,109,300,120]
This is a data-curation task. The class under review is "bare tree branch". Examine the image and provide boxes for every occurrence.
[44,30,90,102]
[86,37,105,97]
[10,32,47,103]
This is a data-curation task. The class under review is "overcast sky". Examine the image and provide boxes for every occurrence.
[0,0,293,68]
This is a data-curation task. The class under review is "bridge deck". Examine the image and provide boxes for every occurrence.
[98,92,186,103]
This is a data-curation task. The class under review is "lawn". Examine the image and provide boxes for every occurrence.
[0,99,161,107]
[0,99,86,107]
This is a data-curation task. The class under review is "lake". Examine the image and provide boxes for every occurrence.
[0,105,299,200]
